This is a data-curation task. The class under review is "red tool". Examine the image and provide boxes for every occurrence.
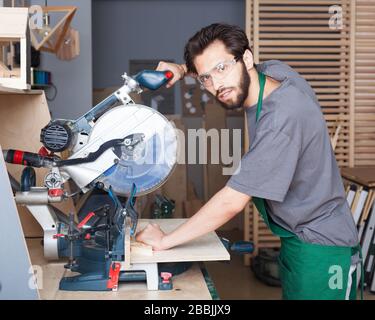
[107,262,121,291]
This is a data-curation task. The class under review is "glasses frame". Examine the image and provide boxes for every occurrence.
[197,56,241,87]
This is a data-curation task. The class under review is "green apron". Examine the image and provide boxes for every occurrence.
[252,72,364,300]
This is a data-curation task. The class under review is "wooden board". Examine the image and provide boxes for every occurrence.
[132,219,230,264]
[26,239,212,300]
[341,167,375,188]
[130,241,153,256]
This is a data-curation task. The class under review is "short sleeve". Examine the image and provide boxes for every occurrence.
[226,129,300,202]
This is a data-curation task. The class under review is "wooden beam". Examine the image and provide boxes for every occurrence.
[350,0,356,167]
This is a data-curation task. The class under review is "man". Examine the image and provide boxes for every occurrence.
[136,23,361,300]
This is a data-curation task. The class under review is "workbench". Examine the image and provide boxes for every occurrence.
[26,219,229,300]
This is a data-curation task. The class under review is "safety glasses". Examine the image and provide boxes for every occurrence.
[197,56,240,88]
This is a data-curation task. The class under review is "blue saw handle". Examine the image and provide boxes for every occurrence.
[221,238,254,254]
[231,241,254,254]
[134,70,174,90]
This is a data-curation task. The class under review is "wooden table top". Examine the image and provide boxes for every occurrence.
[341,167,375,187]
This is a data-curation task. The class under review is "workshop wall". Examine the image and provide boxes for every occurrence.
[92,0,245,114]
[30,0,93,120]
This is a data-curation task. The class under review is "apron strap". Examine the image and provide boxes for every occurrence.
[352,244,364,300]
[256,72,266,122]
[253,72,295,238]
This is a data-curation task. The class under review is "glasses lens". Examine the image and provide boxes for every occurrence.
[198,59,237,87]
[213,60,235,79]
[198,75,212,87]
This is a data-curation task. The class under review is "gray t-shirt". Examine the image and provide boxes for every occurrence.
[227,60,358,247]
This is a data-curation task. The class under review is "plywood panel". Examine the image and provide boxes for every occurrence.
[133,219,230,264]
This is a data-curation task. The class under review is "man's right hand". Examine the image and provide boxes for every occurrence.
[156,61,187,88]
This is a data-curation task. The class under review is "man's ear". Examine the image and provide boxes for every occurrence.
[242,49,254,70]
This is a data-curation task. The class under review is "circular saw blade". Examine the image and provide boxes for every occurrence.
[89,104,178,196]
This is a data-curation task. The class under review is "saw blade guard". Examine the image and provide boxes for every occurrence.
[90,104,178,196]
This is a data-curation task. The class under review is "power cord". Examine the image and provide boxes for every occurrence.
[45,83,58,101]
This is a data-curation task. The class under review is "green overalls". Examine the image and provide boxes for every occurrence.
[252,72,364,300]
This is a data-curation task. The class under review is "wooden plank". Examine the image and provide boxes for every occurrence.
[260,0,349,4]
[0,85,42,95]
[133,219,230,264]
[341,167,375,187]
[130,241,153,257]
[253,0,259,64]
[350,0,356,167]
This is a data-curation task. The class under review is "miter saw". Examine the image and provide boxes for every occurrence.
[3,69,179,291]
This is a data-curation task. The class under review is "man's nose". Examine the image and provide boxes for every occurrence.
[212,76,224,92]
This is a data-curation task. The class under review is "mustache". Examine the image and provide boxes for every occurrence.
[216,87,234,98]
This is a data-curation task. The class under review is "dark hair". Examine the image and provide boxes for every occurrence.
[184,23,253,75]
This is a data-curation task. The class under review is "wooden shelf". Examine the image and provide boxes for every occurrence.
[0,84,42,95]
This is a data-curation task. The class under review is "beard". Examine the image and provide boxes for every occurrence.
[215,61,251,110]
